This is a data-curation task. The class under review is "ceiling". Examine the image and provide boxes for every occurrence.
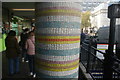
[2,2,35,20]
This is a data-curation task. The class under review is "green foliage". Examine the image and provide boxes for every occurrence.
[81,11,91,29]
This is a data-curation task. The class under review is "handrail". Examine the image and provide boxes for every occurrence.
[90,51,104,63]
[81,41,120,79]
[81,45,88,52]
[82,42,106,55]
[91,46,105,55]
[81,45,104,63]
[113,57,120,63]
[112,56,120,76]
[81,42,105,80]
[112,67,120,74]
[82,42,89,46]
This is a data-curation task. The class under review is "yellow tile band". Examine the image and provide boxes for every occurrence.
[38,41,80,44]
[36,64,79,72]
[37,36,80,39]
[35,59,79,67]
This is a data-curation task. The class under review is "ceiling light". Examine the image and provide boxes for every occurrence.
[32,19,35,21]
[12,9,35,11]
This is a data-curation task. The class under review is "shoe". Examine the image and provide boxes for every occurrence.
[25,60,29,63]
[32,74,36,78]
[29,72,33,76]
[22,58,25,62]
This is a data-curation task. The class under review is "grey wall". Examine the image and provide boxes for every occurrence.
[97,24,120,47]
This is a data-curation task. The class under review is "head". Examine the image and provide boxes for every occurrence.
[28,31,34,38]
[85,30,88,34]
[24,28,29,33]
[8,30,16,37]
[81,29,83,33]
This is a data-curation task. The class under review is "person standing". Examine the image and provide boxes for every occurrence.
[20,28,29,62]
[81,29,86,44]
[5,30,20,76]
[25,31,36,78]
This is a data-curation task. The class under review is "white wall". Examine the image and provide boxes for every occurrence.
[91,3,110,29]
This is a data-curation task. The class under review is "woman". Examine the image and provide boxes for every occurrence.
[25,31,36,78]
[5,30,20,76]
[20,28,29,62]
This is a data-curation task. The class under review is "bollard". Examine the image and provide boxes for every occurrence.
[86,37,92,73]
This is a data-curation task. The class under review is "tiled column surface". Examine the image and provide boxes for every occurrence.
[35,2,81,78]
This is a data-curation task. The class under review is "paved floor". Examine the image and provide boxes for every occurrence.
[2,52,33,79]
[2,52,82,80]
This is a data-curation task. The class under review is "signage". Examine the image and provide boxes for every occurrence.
[97,44,116,59]
[108,4,120,18]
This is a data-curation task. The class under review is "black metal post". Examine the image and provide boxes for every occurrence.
[108,18,116,52]
[86,37,92,73]
[116,41,120,59]
[103,18,116,80]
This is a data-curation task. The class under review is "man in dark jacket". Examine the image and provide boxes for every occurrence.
[81,29,86,44]
[5,30,20,75]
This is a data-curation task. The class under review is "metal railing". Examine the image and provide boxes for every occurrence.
[80,41,105,80]
[112,56,120,79]
[80,40,120,80]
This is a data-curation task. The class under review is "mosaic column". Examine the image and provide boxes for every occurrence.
[35,2,81,78]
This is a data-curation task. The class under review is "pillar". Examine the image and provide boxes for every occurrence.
[35,2,81,78]
[0,1,2,79]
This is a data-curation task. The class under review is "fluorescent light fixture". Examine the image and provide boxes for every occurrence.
[32,19,35,21]
[12,9,35,11]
